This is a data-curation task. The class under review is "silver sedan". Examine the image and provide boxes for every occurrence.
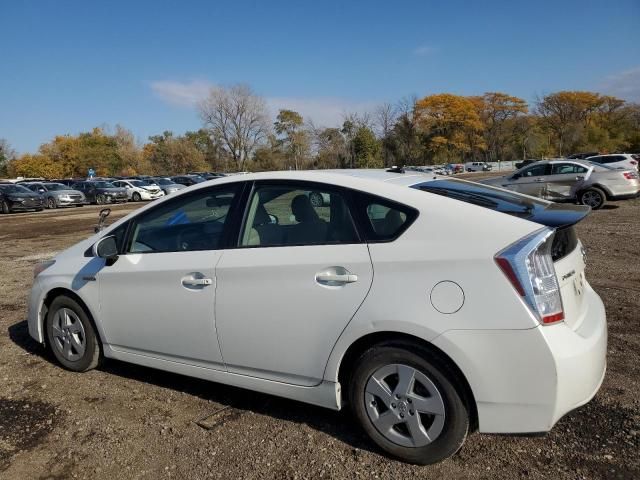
[481,160,640,209]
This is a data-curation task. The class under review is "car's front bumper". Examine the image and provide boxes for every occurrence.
[141,190,164,200]
[8,200,44,211]
[56,197,87,206]
[433,283,607,434]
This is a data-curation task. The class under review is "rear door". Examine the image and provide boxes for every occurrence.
[546,162,590,200]
[215,181,373,386]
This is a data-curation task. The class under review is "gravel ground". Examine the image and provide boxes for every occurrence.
[0,184,638,480]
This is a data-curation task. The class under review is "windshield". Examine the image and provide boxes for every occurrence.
[412,179,548,218]
[0,184,33,194]
[43,183,68,191]
[129,180,144,187]
[192,176,206,183]
[90,181,116,188]
[153,178,172,185]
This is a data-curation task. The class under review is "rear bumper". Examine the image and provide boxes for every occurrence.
[433,284,607,434]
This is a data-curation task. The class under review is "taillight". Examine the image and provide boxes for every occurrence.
[495,229,564,325]
[623,171,638,180]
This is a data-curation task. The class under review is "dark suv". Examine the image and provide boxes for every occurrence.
[170,175,206,186]
[73,181,128,205]
[0,183,45,213]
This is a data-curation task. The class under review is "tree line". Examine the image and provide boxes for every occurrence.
[2,86,639,178]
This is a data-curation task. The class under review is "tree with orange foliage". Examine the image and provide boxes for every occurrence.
[414,93,485,163]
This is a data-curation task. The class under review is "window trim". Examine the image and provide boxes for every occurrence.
[120,182,247,255]
[232,179,363,249]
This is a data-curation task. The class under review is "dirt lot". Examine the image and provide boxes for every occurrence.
[1,188,639,479]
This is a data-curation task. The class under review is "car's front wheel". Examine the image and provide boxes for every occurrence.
[47,197,57,209]
[45,295,101,372]
[579,187,606,210]
[96,194,106,205]
[132,192,141,202]
[348,343,469,464]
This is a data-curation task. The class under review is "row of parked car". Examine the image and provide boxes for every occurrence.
[0,172,227,214]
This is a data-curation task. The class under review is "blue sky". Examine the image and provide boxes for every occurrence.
[1,0,638,153]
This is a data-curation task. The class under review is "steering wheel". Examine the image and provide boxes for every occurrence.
[176,225,203,251]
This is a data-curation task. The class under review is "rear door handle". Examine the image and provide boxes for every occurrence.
[534,178,545,182]
[315,273,358,284]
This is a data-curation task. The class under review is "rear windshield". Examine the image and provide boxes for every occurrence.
[412,179,548,219]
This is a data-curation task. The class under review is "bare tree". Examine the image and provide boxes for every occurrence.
[374,103,398,166]
[198,84,270,171]
[0,138,17,176]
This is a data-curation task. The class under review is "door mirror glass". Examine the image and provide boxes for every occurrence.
[93,235,118,260]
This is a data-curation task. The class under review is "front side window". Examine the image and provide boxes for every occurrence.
[521,164,550,177]
[239,183,358,247]
[127,184,240,253]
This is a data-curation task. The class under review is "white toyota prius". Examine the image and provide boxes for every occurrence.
[27,169,607,464]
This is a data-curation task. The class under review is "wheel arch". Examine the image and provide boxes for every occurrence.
[336,331,478,431]
[40,287,104,348]
[578,183,611,200]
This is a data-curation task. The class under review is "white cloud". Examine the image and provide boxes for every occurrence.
[150,80,213,107]
[413,45,438,57]
[150,79,376,127]
[600,67,640,102]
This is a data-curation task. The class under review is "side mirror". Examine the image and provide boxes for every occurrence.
[39,188,46,193]
[92,235,119,265]
[268,214,279,225]
[511,173,521,180]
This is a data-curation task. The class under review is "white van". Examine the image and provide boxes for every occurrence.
[465,162,492,172]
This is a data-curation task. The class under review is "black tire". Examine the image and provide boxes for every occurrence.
[96,194,106,205]
[47,197,57,209]
[132,192,141,202]
[578,187,606,210]
[45,295,101,372]
[1,200,11,214]
[35,208,44,212]
[309,191,324,208]
[348,342,469,464]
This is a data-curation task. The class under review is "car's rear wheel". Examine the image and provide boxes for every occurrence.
[47,197,57,209]
[1,200,11,214]
[579,187,606,210]
[132,192,141,202]
[348,343,469,464]
[45,295,101,372]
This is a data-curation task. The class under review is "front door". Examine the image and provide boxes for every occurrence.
[507,163,552,197]
[97,183,242,368]
[215,181,374,386]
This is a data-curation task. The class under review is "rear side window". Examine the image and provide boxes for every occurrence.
[353,193,417,242]
[551,164,588,174]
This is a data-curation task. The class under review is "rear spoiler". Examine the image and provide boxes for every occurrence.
[529,203,590,229]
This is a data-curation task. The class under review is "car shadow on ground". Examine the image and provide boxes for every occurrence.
[7,320,378,456]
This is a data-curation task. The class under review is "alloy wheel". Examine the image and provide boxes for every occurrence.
[364,363,446,448]
[47,197,56,209]
[51,308,86,362]
[582,190,603,208]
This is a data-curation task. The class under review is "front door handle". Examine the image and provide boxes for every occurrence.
[181,275,213,287]
[315,273,358,285]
